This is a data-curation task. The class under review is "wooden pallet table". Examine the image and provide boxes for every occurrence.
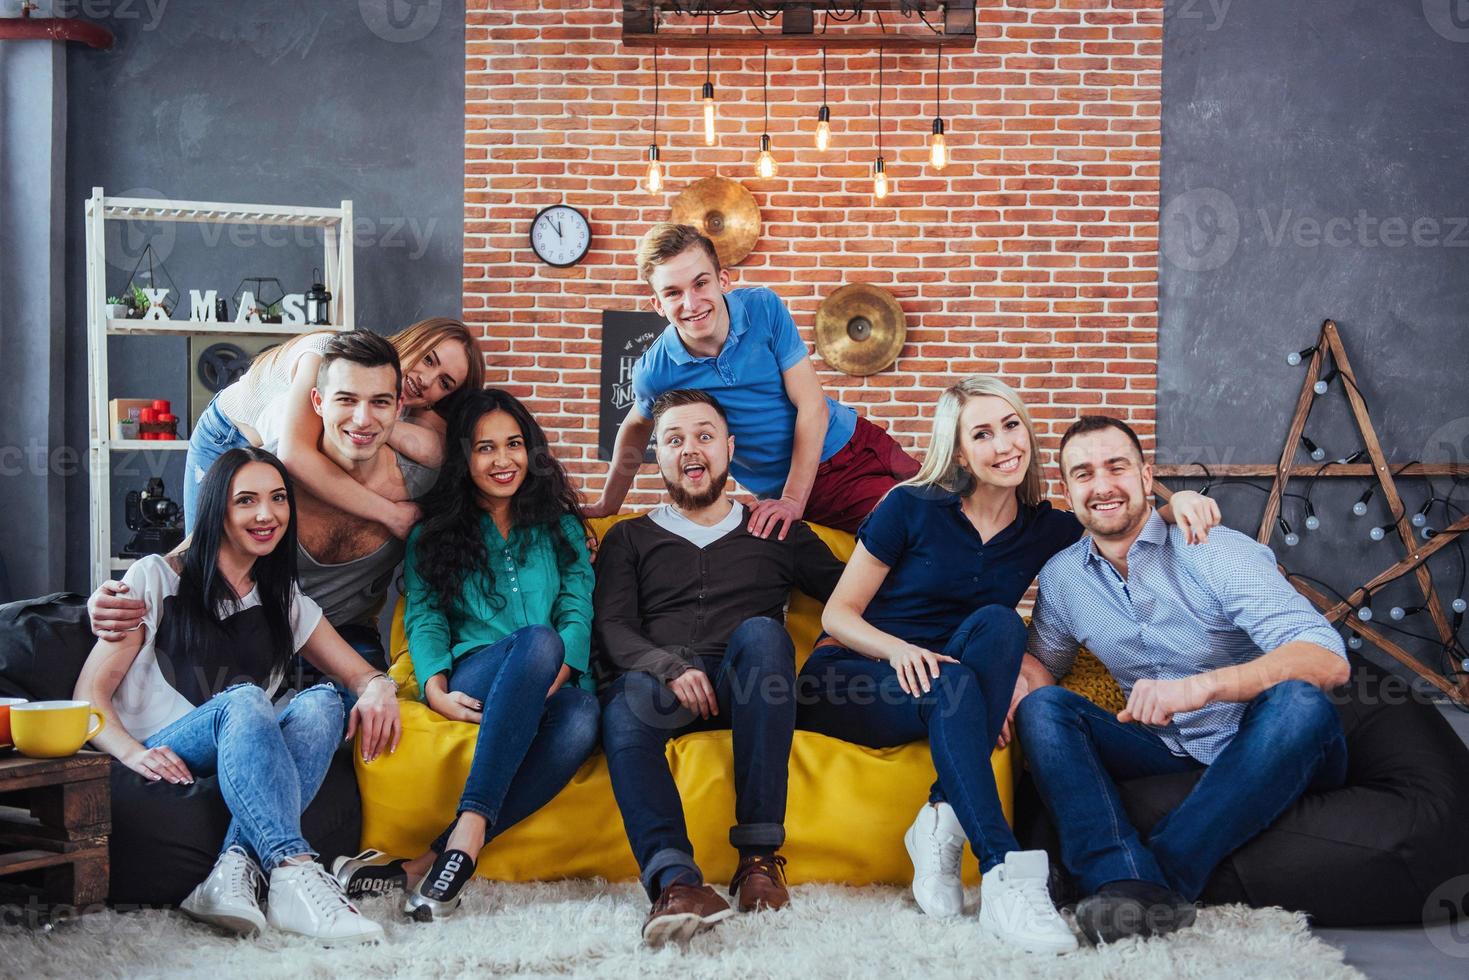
[0,751,111,920]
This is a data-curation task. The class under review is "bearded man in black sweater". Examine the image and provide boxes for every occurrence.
[595,388,845,947]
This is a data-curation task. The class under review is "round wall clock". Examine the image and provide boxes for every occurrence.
[529,204,591,268]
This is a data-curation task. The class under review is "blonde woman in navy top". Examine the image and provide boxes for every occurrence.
[798,376,1220,955]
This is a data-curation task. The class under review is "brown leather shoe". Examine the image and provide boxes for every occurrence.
[641,883,734,947]
[729,853,789,912]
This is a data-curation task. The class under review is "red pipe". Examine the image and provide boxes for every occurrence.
[0,15,114,50]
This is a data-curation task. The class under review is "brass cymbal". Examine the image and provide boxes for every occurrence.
[669,177,760,267]
[815,283,906,377]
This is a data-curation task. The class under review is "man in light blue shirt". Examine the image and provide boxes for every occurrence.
[1016,416,1351,946]
[587,223,918,536]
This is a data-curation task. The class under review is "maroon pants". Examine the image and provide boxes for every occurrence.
[803,416,921,533]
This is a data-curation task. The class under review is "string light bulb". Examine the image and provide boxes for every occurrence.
[1411,499,1432,527]
[1369,523,1392,542]
[1347,631,1364,651]
[1301,435,1327,462]
[1453,598,1467,614]
[1314,368,1339,396]
[1304,502,1321,532]
[1287,345,1317,366]
[1278,517,1299,548]
[1353,487,1374,517]
[1357,604,1374,622]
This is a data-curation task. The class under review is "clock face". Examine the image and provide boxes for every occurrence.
[529,205,591,268]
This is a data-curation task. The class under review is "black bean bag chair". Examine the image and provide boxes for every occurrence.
[1016,659,1469,926]
[0,592,362,907]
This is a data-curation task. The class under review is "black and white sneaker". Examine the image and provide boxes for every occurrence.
[331,849,412,900]
[403,849,476,922]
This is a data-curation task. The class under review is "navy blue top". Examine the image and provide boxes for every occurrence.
[855,485,1084,651]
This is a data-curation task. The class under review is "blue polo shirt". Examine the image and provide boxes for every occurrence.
[856,485,1084,651]
[631,286,858,498]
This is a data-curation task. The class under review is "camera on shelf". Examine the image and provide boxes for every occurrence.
[122,478,184,558]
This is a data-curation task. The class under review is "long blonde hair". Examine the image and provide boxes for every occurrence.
[904,375,1045,507]
[250,318,483,410]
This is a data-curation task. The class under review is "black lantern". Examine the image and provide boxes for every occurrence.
[306,269,332,326]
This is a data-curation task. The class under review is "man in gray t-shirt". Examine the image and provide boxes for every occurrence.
[88,337,445,675]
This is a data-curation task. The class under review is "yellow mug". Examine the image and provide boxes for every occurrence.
[11,700,106,759]
[0,697,27,747]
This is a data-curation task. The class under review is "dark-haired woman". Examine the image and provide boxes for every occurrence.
[333,388,599,921]
[75,447,401,945]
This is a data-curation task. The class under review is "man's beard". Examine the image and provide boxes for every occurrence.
[664,464,730,511]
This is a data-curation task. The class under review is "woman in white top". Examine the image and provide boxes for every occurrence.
[183,317,483,537]
[75,446,403,945]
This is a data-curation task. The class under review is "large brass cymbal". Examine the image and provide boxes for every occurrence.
[669,177,760,267]
[815,283,906,377]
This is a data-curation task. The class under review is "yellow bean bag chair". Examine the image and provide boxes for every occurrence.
[354,517,1122,887]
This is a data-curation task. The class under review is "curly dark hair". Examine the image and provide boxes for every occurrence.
[411,388,586,616]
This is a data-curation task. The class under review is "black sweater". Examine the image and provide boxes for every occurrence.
[593,511,845,685]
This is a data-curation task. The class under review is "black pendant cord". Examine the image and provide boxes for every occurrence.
[763,45,769,134]
[704,10,711,87]
[653,45,660,142]
[934,47,941,118]
[877,48,884,156]
[822,46,828,105]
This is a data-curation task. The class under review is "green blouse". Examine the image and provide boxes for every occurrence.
[403,512,594,692]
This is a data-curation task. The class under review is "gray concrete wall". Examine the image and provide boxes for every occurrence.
[43,0,466,593]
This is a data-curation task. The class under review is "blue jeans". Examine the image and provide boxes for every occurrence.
[184,398,251,533]
[427,625,600,852]
[600,616,796,899]
[796,604,1028,873]
[1015,681,1349,901]
[144,683,344,872]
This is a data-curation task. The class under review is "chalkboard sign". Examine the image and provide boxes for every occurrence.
[598,309,667,462]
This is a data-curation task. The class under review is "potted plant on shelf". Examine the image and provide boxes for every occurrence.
[127,283,170,319]
[106,296,129,320]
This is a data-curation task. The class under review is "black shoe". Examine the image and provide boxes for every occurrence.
[1076,879,1197,945]
[404,849,476,922]
[331,849,412,899]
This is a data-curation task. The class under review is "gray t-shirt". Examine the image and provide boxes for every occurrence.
[297,452,437,628]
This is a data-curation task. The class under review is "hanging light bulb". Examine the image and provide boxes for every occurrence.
[1352,487,1374,517]
[815,48,832,151]
[701,14,716,146]
[929,49,948,171]
[1453,598,1467,614]
[754,47,776,179]
[1314,368,1338,396]
[1300,435,1327,462]
[645,145,663,193]
[1369,522,1391,541]
[1411,499,1432,527]
[1357,604,1374,622]
[1304,502,1320,531]
[645,46,664,193]
[1347,631,1364,651]
[756,134,777,179]
[873,47,888,200]
[1287,345,1317,367]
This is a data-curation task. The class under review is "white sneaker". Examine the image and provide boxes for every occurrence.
[903,802,966,917]
[978,851,1079,955]
[180,845,267,936]
[267,858,386,946]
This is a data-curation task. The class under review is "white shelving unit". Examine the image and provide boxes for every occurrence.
[84,187,356,586]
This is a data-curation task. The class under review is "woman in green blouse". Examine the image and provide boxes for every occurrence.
[334,388,598,921]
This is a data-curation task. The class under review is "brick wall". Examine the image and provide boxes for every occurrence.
[464,0,1164,507]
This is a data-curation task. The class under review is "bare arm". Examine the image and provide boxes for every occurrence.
[586,408,654,518]
[273,354,419,539]
[297,618,402,761]
[73,630,192,784]
[386,411,447,468]
[748,358,828,540]
[820,543,958,695]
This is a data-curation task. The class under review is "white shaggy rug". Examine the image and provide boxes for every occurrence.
[3,880,1360,979]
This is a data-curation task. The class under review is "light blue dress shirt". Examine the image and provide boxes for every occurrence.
[1027,509,1347,763]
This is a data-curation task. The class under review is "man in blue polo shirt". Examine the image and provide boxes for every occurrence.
[586,223,918,537]
[1015,416,1351,947]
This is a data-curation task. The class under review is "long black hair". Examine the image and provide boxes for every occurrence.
[412,388,585,616]
[174,447,300,687]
